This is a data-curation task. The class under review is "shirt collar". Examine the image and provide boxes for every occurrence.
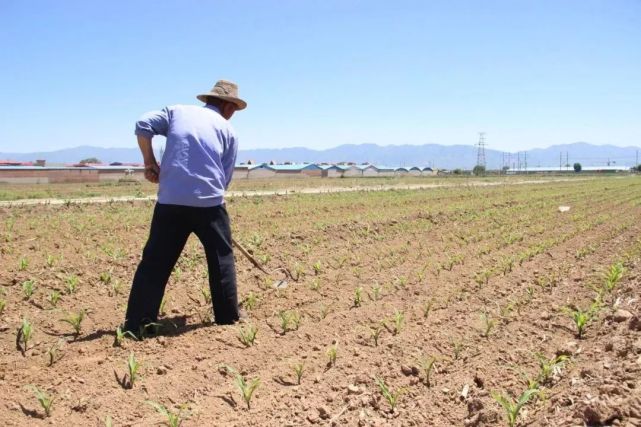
[204,104,221,114]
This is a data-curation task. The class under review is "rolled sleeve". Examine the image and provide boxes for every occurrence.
[135,108,170,138]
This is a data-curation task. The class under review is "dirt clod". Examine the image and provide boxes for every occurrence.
[629,316,641,331]
[612,309,633,323]
[580,401,623,425]
[318,406,331,420]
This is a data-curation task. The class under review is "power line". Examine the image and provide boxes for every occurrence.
[476,132,486,168]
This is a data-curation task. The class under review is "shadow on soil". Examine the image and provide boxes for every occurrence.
[73,315,217,343]
[19,404,44,419]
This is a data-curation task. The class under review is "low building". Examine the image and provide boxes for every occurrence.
[360,164,379,177]
[342,165,364,177]
[373,166,396,177]
[88,165,145,181]
[506,165,631,174]
[395,167,410,176]
[320,164,346,178]
[267,163,323,178]
[422,166,436,176]
[233,163,277,179]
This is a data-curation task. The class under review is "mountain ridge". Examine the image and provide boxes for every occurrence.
[1,142,639,170]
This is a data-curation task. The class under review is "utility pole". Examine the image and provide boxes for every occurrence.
[566,152,569,170]
[476,132,486,168]
[559,152,562,172]
[524,152,528,173]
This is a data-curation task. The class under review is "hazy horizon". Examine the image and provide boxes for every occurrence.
[2,140,641,156]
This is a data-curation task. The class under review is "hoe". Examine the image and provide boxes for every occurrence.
[232,237,290,288]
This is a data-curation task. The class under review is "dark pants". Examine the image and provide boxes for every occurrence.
[124,203,239,332]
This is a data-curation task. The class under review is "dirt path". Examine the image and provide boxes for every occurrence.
[0,177,595,207]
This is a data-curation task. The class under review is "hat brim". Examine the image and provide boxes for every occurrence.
[197,93,247,111]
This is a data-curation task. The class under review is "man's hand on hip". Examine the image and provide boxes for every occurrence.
[144,162,160,183]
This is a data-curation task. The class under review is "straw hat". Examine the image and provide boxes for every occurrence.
[197,80,247,110]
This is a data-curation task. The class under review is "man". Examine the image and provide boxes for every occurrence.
[124,80,247,334]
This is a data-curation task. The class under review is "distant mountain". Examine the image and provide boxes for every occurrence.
[1,142,639,170]
[0,146,145,165]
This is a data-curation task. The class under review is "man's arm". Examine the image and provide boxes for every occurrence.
[135,108,169,183]
[138,135,159,183]
[222,133,238,190]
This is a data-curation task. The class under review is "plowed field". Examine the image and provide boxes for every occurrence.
[1,177,640,426]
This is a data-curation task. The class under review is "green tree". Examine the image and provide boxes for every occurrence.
[573,162,582,173]
[473,165,486,176]
[79,157,100,164]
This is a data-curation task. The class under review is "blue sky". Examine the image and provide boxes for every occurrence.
[1,0,640,153]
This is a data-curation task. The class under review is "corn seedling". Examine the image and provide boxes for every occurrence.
[451,339,465,360]
[474,269,492,286]
[19,257,28,271]
[326,343,338,367]
[492,388,539,427]
[248,232,264,248]
[290,311,301,329]
[422,298,434,319]
[48,290,61,307]
[17,318,33,354]
[105,415,113,427]
[480,311,496,338]
[390,310,405,335]
[0,298,6,315]
[318,303,331,320]
[27,385,54,417]
[375,377,404,412]
[145,400,189,427]
[47,340,65,366]
[353,287,363,307]
[159,296,168,316]
[234,372,260,410]
[110,280,123,296]
[200,287,212,304]
[293,362,305,384]
[22,279,36,300]
[498,301,516,323]
[368,323,384,347]
[196,309,213,325]
[238,324,258,347]
[536,353,569,385]
[46,254,55,268]
[292,263,305,281]
[114,325,137,347]
[563,302,599,339]
[370,283,382,301]
[65,275,79,294]
[417,355,437,387]
[278,310,300,333]
[139,321,163,338]
[124,352,141,388]
[525,286,534,301]
[61,309,85,337]
[603,262,624,292]
[312,261,322,275]
[99,271,112,285]
[242,291,259,310]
